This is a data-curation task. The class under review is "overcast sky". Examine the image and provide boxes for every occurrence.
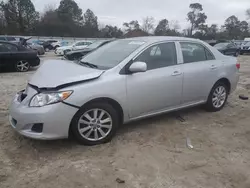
[32,0,250,29]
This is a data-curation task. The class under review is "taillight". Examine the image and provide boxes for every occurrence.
[236,62,240,69]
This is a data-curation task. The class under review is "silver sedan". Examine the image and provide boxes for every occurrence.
[9,37,239,145]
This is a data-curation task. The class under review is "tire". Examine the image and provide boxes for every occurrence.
[15,60,30,72]
[70,102,119,145]
[205,82,229,112]
[234,51,239,57]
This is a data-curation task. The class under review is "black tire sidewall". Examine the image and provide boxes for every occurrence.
[70,102,119,145]
[206,82,229,112]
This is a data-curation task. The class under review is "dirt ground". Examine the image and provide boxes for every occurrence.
[0,53,250,188]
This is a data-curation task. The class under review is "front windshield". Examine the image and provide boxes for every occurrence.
[87,40,107,49]
[80,40,145,69]
[214,43,229,48]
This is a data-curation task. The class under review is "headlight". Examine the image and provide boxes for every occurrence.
[29,91,73,107]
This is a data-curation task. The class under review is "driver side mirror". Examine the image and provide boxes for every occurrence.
[129,61,147,73]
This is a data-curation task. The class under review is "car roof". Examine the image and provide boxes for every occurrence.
[121,36,202,43]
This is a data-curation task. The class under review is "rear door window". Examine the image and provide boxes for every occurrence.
[180,42,215,63]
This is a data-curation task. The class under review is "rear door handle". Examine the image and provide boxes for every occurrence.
[210,65,217,70]
[172,71,182,76]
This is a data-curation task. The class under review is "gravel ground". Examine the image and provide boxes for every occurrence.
[0,53,250,188]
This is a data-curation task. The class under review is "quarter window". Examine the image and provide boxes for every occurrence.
[135,42,177,70]
[180,42,215,63]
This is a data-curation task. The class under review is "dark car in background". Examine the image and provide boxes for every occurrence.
[0,41,40,72]
[240,41,250,55]
[64,40,113,60]
[214,42,239,57]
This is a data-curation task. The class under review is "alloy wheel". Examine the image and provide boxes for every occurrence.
[212,86,227,108]
[77,108,113,141]
[16,60,30,72]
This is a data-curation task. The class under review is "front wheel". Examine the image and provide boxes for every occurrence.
[15,60,30,72]
[234,51,239,57]
[70,102,119,145]
[205,82,229,112]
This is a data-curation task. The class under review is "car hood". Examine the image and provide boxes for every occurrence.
[29,60,104,88]
[66,48,93,55]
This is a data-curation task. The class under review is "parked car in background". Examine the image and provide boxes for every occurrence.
[64,40,113,60]
[51,41,70,49]
[55,40,92,55]
[42,40,58,52]
[0,36,16,42]
[240,41,250,55]
[0,41,40,72]
[32,40,45,46]
[27,43,45,55]
[9,37,239,145]
[214,42,239,57]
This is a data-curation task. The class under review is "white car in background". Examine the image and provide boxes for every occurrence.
[55,41,93,55]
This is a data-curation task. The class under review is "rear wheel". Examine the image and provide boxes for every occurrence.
[205,82,229,112]
[70,102,119,145]
[15,60,30,72]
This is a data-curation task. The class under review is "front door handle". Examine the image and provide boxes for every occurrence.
[210,65,217,70]
[172,71,182,76]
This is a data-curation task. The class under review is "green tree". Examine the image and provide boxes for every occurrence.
[57,0,83,24]
[154,19,169,35]
[99,25,123,38]
[224,15,241,39]
[35,6,63,36]
[187,3,207,36]
[83,9,98,37]
[0,0,39,34]
[123,20,140,32]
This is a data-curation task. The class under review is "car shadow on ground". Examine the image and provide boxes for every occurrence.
[0,66,39,73]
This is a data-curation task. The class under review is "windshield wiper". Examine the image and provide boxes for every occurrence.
[79,61,98,69]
